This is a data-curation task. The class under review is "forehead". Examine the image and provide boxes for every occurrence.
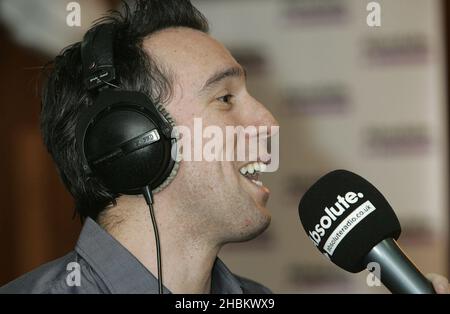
[142,27,240,89]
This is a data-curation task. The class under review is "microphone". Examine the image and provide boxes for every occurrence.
[298,169,436,294]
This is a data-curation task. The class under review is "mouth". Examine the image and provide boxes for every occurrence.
[239,161,268,188]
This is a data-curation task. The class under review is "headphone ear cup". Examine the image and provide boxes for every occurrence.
[84,105,174,195]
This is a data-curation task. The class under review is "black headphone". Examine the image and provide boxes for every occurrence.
[77,23,172,294]
[76,23,177,196]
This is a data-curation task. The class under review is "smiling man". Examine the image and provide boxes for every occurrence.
[0,0,277,294]
[1,0,449,295]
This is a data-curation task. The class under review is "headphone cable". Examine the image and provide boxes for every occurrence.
[142,186,163,294]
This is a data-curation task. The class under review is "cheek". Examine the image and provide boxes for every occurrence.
[179,160,228,192]
[194,161,242,198]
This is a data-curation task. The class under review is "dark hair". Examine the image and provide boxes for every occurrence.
[40,0,209,220]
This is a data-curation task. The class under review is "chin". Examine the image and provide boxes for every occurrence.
[229,204,272,243]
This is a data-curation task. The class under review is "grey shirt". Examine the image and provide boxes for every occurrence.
[0,218,271,294]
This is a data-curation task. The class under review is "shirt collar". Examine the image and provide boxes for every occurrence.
[211,258,243,294]
[75,217,243,294]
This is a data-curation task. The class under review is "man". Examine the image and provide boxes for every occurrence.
[1,0,449,294]
[1,0,275,294]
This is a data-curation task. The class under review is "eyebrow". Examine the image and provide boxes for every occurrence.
[199,66,247,94]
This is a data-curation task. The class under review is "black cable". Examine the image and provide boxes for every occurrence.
[142,186,163,294]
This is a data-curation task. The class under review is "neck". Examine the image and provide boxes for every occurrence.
[97,195,221,294]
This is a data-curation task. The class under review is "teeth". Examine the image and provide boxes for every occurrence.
[239,161,268,176]
[260,163,267,172]
[251,180,263,187]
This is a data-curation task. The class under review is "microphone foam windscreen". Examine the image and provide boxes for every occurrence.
[298,170,401,273]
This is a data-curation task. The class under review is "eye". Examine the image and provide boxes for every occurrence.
[217,94,234,104]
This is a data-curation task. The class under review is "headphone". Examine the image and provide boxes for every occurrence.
[76,23,177,196]
[76,23,176,293]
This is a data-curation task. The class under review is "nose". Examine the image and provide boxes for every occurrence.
[250,99,279,171]
[236,95,279,164]
[243,95,279,138]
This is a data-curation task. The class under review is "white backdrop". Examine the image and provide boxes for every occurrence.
[193,0,449,293]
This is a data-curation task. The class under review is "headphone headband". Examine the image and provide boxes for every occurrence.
[81,23,116,90]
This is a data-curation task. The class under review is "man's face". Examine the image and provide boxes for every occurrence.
[144,28,278,244]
